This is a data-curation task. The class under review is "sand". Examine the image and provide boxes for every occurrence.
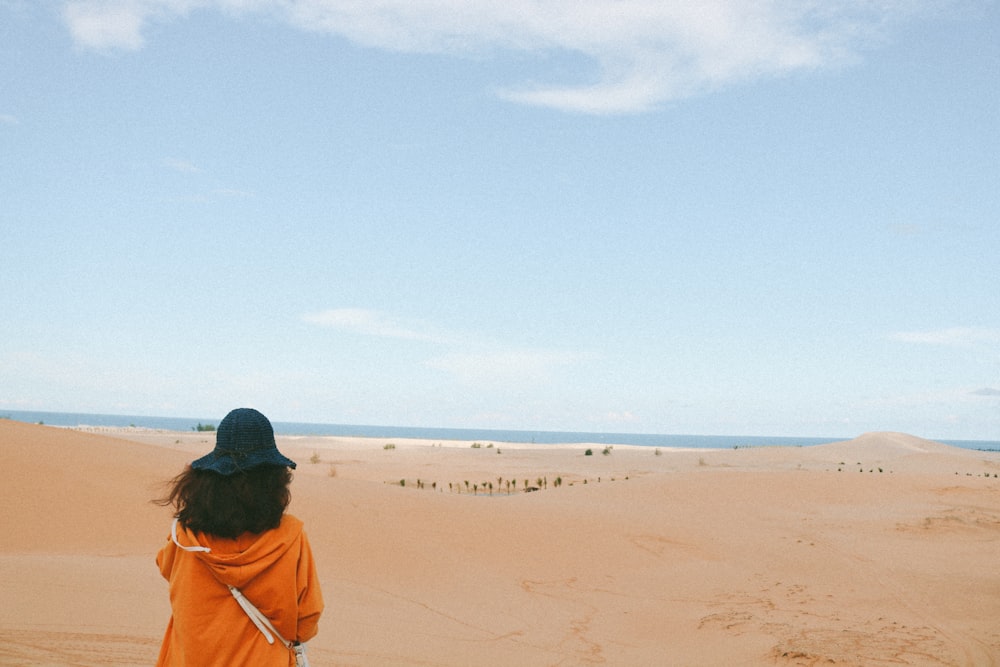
[1,421,998,666]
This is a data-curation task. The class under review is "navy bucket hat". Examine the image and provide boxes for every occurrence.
[190,408,296,475]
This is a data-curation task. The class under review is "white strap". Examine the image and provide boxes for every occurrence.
[171,518,211,553]
[228,585,293,649]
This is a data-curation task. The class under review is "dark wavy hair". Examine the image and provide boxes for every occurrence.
[156,465,292,539]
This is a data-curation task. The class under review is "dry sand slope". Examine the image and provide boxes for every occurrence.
[1,420,998,666]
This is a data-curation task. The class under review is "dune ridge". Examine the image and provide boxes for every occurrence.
[1,421,998,666]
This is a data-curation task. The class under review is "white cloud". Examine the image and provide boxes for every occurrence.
[600,410,638,424]
[425,349,579,385]
[304,308,583,385]
[213,187,254,198]
[164,157,202,173]
[60,0,933,113]
[302,308,455,343]
[63,0,156,50]
[888,327,1000,346]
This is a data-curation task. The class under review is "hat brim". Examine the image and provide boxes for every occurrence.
[190,449,297,475]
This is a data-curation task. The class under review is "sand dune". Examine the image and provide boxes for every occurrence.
[1,420,998,666]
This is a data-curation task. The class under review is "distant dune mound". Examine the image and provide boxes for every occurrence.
[811,432,985,472]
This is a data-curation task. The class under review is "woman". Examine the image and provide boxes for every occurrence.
[155,408,323,666]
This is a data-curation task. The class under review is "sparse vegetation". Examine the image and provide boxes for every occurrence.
[383,443,396,450]
[193,423,215,432]
[309,451,321,464]
[386,465,634,495]
[585,448,593,456]
[602,446,613,456]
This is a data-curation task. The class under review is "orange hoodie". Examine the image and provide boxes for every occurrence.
[156,514,323,666]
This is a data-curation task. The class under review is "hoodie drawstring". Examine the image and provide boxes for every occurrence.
[171,518,212,553]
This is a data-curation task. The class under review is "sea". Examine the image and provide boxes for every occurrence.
[3,409,998,451]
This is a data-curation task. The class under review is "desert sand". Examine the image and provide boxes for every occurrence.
[1,419,998,666]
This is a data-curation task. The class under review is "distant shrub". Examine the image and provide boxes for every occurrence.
[309,451,321,464]
[602,446,613,456]
[585,448,593,456]
[193,423,215,432]
[383,443,396,450]
[471,442,483,448]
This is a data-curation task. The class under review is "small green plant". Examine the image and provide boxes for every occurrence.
[309,451,321,464]
[193,423,215,432]
[471,442,482,448]
[585,448,593,456]
[602,446,613,456]
[399,479,406,487]
[383,443,396,450]
[654,448,662,456]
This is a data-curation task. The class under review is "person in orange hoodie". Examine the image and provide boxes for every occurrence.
[155,408,323,666]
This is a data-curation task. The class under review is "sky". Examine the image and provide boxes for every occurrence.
[1,0,998,440]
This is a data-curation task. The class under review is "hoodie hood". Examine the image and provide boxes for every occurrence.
[170,515,304,589]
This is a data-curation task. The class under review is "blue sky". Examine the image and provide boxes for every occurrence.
[2,0,998,439]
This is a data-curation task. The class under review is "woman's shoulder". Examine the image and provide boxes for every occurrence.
[279,513,305,534]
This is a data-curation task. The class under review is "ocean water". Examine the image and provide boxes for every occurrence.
[3,409,998,451]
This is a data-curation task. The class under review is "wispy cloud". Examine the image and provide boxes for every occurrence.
[213,187,254,198]
[0,113,18,125]
[424,349,580,385]
[164,157,202,173]
[888,327,1000,347]
[60,0,933,113]
[302,308,457,344]
[599,410,639,424]
[304,307,584,384]
[63,0,151,50]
